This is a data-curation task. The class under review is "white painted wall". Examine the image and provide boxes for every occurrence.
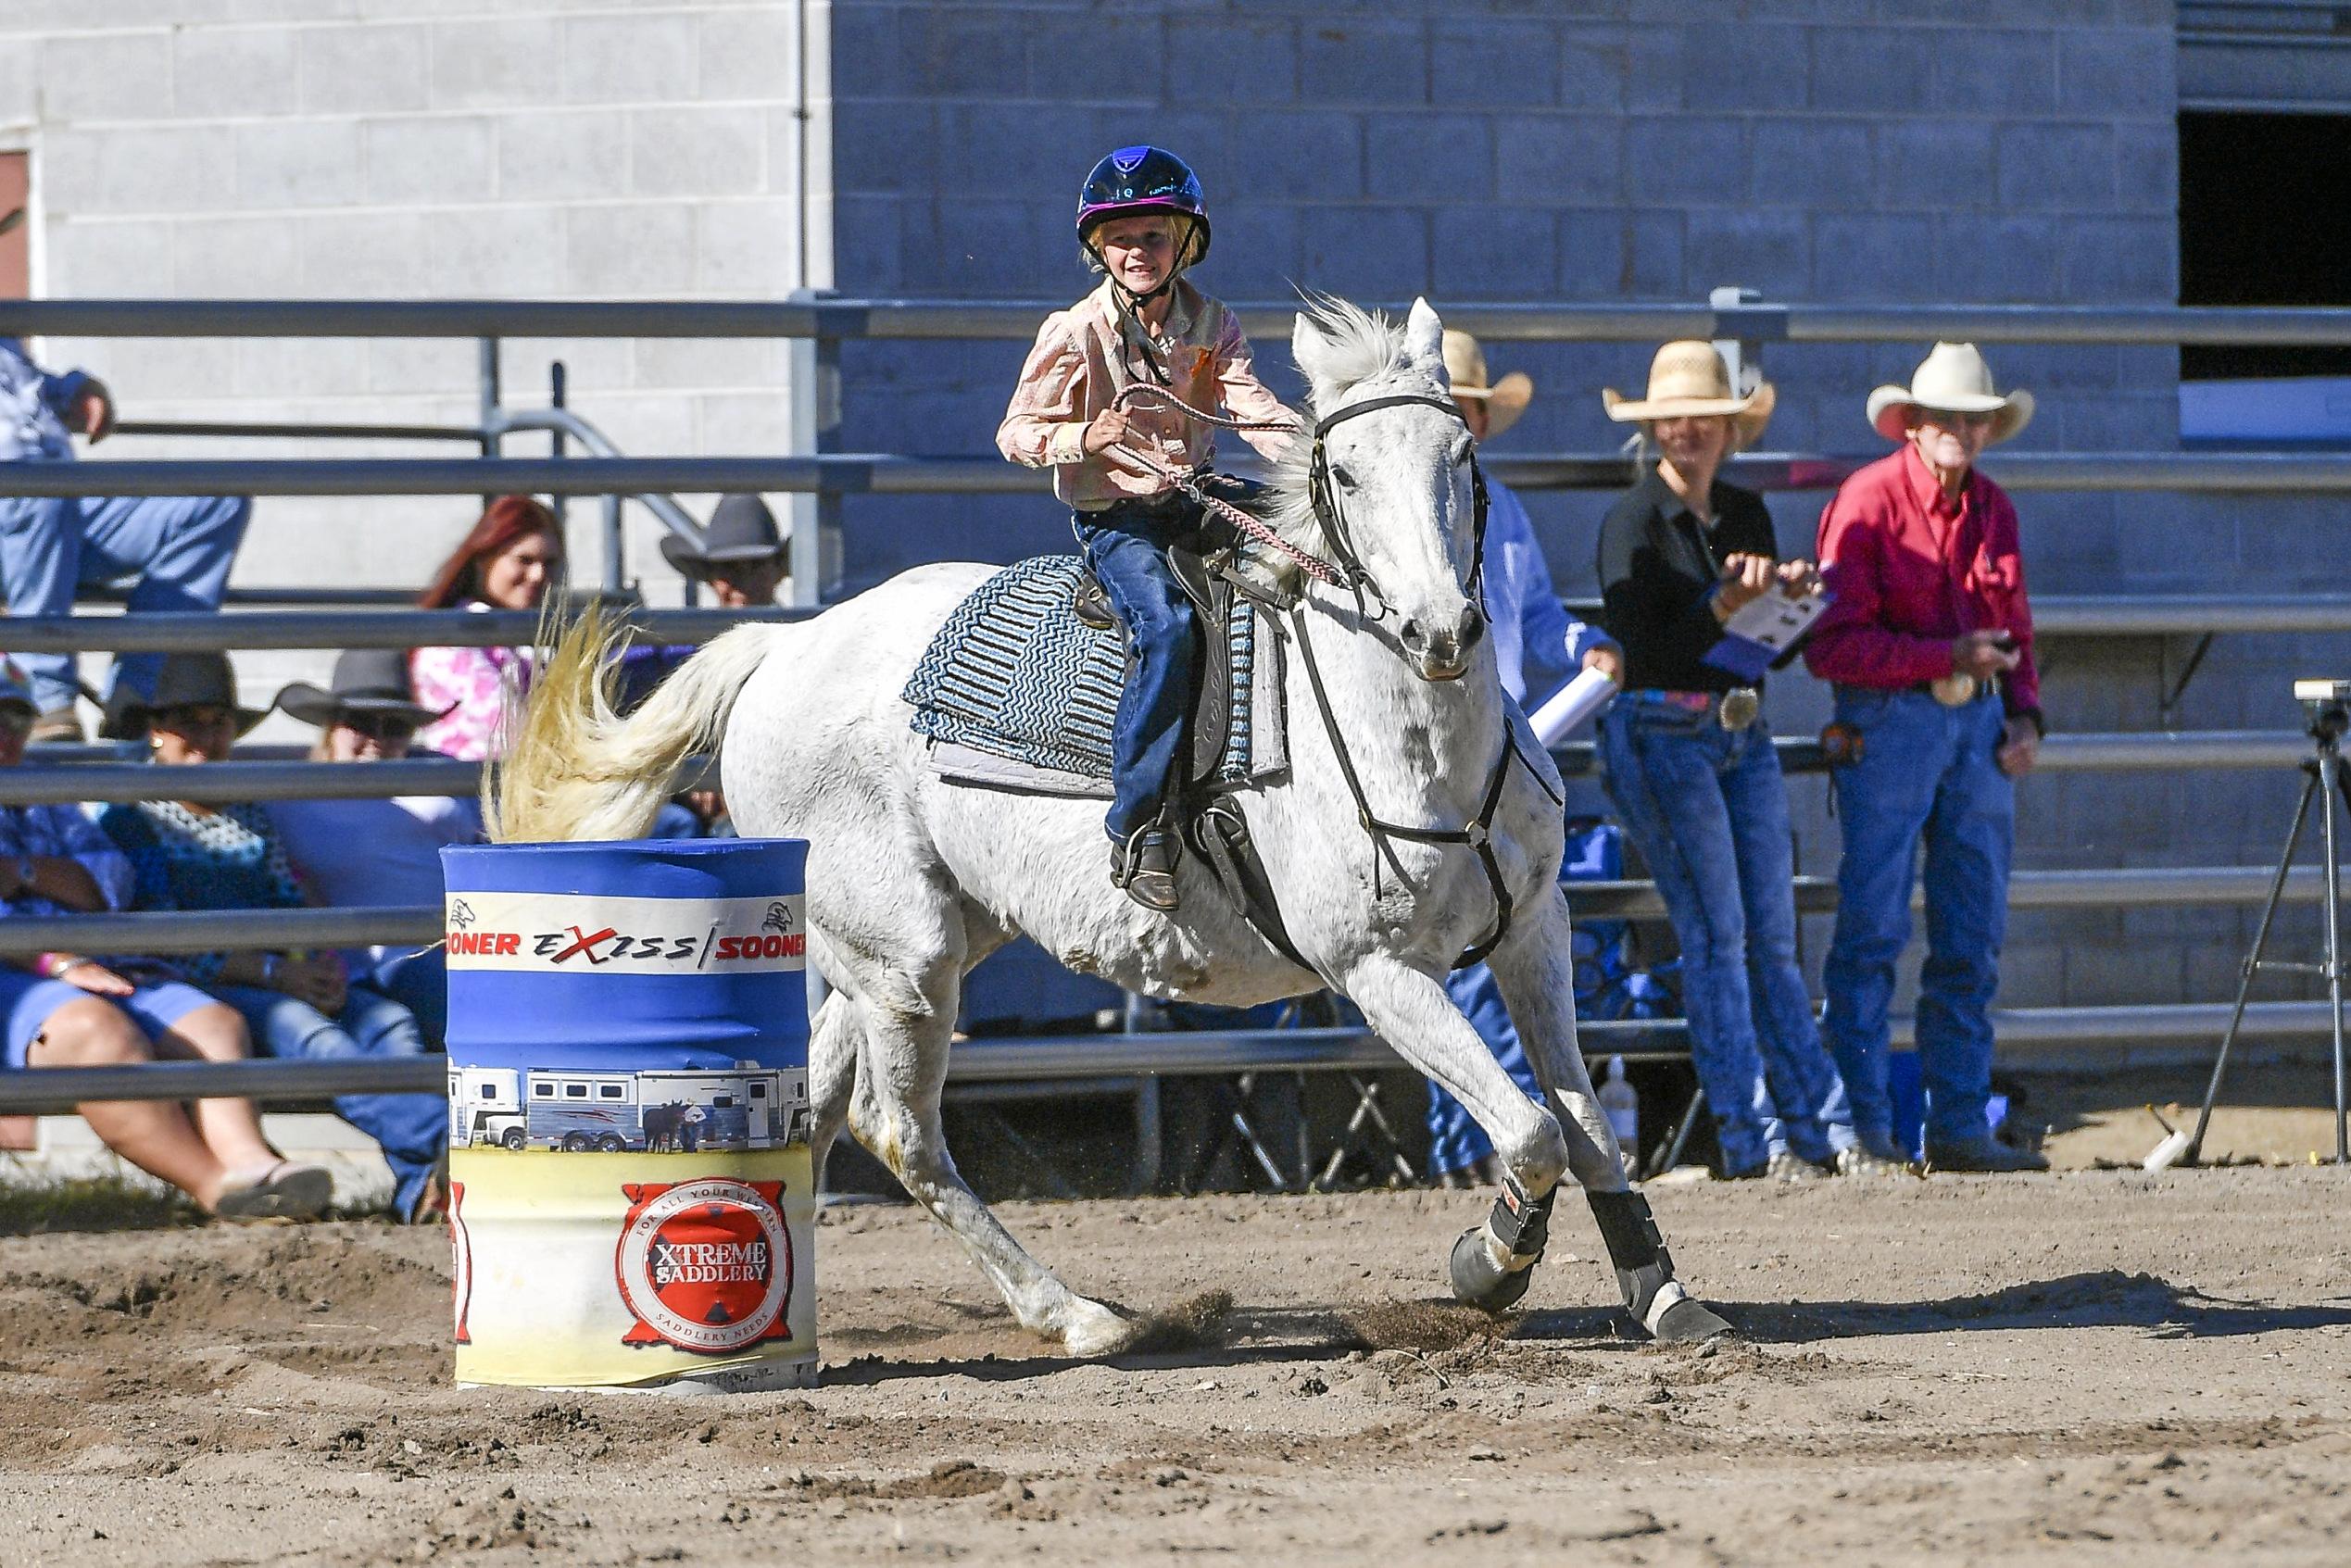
[0,0,832,719]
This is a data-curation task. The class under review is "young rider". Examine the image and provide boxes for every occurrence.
[998,146,1296,912]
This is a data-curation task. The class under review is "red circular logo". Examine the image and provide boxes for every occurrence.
[613,1179,794,1354]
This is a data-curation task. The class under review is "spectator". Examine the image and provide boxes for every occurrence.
[1593,342,1869,1181]
[1422,332,1621,1187]
[97,653,448,1221]
[269,648,479,1047]
[0,206,252,743]
[410,495,562,760]
[0,659,328,1219]
[661,494,786,608]
[1806,344,2045,1173]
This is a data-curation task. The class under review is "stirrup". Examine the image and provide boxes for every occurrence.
[1110,825,1180,911]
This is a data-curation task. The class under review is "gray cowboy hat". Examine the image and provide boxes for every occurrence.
[273,646,454,731]
[660,494,786,575]
[116,652,270,736]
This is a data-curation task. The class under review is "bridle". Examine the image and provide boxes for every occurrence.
[1108,381,1550,971]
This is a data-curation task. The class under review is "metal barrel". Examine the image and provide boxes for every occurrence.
[440,839,817,1393]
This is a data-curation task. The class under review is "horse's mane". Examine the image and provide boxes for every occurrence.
[1251,294,1442,573]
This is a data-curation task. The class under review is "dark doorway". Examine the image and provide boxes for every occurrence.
[2179,110,2351,379]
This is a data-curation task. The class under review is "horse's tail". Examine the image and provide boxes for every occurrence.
[486,602,777,844]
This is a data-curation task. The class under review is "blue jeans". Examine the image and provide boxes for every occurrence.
[216,981,446,1219]
[0,491,252,712]
[365,947,447,1050]
[1426,961,1543,1176]
[1075,506,1198,843]
[1821,687,2014,1157]
[1600,697,1856,1172]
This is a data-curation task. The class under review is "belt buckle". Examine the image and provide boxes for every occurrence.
[1930,673,1979,707]
[1717,688,1761,731]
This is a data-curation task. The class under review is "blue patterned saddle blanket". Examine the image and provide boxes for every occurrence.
[901,555,1286,799]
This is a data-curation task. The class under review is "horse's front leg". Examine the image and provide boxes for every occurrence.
[1485,887,1733,1343]
[1341,954,1569,1273]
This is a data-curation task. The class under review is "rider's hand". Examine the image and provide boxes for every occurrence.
[1713,553,1777,617]
[1082,409,1130,456]
[1953,629,2022,683]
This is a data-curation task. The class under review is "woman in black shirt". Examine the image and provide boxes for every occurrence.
[1593,343,1880,1180]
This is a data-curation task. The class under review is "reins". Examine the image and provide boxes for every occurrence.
[1107,380,1540,970]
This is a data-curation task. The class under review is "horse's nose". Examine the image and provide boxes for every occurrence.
[1454,603,1487,650]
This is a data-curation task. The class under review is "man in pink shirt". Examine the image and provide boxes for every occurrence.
[1805,344,2047,1173]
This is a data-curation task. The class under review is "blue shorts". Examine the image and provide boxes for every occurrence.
[0,967,219,1069]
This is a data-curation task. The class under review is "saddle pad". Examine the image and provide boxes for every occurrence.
[901,555,1284,799]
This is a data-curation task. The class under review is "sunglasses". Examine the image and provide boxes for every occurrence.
[338,712,418,743]
[1919,408,1998,431]
[152,704,236,733]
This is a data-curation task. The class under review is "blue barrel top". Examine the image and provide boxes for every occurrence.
[441,839,810,1075]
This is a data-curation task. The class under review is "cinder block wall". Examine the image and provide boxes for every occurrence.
[832,0,2350,1015]
[1,0,828,722]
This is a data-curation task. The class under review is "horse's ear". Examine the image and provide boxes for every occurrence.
[1293,310,1344,407]
[1405,297,1445,375]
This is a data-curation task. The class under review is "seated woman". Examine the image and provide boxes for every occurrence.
[409,495,563,761]
[269,647,480,1047]
[96,653,448,1222]
[0,661,327,1219]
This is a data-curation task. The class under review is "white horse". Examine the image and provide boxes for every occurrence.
[493,297,1730,1356]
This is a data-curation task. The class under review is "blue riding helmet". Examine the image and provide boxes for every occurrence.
[1075,145,1212,264]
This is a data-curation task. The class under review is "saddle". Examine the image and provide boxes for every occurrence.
[902,552,1312,972]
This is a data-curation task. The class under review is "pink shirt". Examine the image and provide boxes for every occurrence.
[409,603,534,760]
[998,279,1294,509]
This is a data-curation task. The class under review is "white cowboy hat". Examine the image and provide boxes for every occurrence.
[1441,330,1532,439]
[1601,341,1776,450]
[1867,342,2034,445]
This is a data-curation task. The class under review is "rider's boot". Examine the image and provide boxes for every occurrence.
[1110,824,1181,912]
[1587,1189,1735,1343]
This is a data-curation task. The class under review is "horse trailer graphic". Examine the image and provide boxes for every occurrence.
[450,1063,811,1153]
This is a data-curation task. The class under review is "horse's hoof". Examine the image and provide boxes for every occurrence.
[1060,1298,1139,1358]
[1651,1296,1735,1344]
[1449,1226,1533,1314]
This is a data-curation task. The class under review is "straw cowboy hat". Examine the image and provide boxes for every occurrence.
[1867,342,2034,445]
[1602,341,1776,449]
[273,647,454,731]
[1442,331,1532,439]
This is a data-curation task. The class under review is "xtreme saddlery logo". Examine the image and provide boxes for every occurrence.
[444,892,806,974]
[613,1179,794,1354]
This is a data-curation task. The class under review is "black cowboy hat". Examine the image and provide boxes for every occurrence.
[660,494,786,575]
[273,647,454,731]
[113,652,270,737]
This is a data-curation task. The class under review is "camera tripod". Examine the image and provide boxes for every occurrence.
[2184,686,2351,1166]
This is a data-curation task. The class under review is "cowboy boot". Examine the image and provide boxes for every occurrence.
[1110,825,1181,912]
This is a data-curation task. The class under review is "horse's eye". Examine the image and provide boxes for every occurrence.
[1451,435,1474,466]
[1331,464,1357,489]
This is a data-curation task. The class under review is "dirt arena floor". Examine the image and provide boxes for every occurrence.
[0,1163,2346,1567]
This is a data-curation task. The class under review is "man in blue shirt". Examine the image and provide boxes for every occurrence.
[1,206,252,741]
[1426,332,1620,1185]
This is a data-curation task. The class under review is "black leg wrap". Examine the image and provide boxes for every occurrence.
[1587,1189,1733,1343]
[1447,1180,1554,1313]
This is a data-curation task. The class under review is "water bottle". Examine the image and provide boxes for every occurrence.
[1598,1056,1640,1158]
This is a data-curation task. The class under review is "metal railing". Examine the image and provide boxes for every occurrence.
[3,289,2348,1094]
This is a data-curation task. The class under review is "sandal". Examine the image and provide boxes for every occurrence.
[215,1160,333,1222]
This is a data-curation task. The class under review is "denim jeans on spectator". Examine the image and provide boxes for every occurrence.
[215,981,445,1219]
[1600,697,1857,1173]
[1821,687,2013,1157]
[365,947,447,1050]
[0,492,251,712]
[1425,961,1543,1177]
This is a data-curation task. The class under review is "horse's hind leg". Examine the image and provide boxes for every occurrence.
[830,894,1133,1357]
[806,990,857,1183]
[1486,888,1732,1342]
